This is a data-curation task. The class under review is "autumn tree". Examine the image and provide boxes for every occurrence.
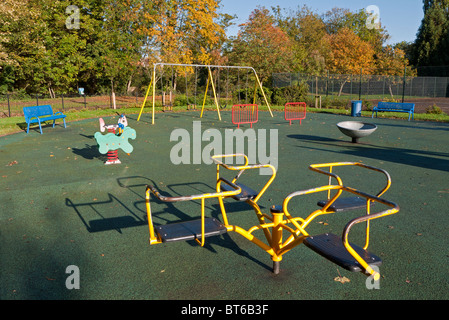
[375,45,416,97]
[140,0,225,66]
[272,5,327,74]
[229,7,295,83]
[324,27,375,95]
[323,7,388,52]
[138,0,225,98]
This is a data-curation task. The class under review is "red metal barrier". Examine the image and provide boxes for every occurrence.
[284,102,306,125]
[232,104,258,128]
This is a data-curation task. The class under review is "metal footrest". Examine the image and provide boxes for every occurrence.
[155,217,227,243]
[304,233,382,272]
[221,182,258,201]
[317,197,374,212]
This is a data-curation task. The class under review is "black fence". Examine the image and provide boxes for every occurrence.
[0,92,143,118]
[273,72,449,101]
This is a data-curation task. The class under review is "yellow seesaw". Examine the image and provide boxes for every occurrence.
[145,154,399,281]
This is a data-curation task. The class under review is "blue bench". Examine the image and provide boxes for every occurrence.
[23,105,67,134]
[372,101,415,121]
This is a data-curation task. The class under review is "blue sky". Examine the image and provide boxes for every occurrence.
[219,0,424,45]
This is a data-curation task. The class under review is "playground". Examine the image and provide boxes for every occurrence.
[1,104,449,301]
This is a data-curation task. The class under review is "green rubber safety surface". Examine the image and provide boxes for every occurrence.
[1,110,449,300]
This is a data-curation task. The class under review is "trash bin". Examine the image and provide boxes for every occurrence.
[351,100,362,117]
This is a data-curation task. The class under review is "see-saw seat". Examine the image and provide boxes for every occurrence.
[304,233,382,272]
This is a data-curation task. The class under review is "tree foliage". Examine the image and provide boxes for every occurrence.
[0,0,224,95]
[0,2,418,96]
[228,7,294,83]
[412,0,449,66]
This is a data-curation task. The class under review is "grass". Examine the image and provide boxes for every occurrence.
[2,104,449,137]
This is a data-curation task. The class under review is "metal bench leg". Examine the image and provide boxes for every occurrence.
[38,119,43,134]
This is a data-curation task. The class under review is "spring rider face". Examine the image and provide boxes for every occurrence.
[95,115,136,165]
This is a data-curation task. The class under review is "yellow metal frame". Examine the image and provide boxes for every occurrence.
[137,63,272,124]
[144,154,399,280]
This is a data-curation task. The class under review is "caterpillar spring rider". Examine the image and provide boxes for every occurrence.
[145,154,399,281]
[94,115,136,165]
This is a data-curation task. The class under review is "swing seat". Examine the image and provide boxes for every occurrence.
[220,182,258,201]
[317,197,375,212]
[155,217,227,243]
[162,103,173,112]
[304,233,382,272]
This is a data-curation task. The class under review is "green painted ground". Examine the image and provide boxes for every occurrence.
[1,110,448,300]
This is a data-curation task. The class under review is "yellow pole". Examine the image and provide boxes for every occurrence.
[252,80,258,104]
[253,71,273,117]
[271,209,284,274]
[200,73,210,118]
[208,67,221,121]
[137,77,153,122]
[152,68,156,125]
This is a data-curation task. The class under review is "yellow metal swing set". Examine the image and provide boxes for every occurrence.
[145,154,399,281]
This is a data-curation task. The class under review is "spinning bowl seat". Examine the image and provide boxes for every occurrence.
[337,121,377,143]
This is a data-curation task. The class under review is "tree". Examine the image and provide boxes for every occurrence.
[93,0,147,107]
[140,0,224,65]
[323,7,389,52]
[323,27,375,95]
[272,5,327,74]
[139,0,225,98]
[0,0,104,95]
[375,45,416,97]
[229,7,295,83]
[412,0,449,67]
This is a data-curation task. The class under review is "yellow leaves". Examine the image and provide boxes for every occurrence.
[324,27,375,74]
[141,0,223,65]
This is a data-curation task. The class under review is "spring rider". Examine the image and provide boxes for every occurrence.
[94,114,136,165]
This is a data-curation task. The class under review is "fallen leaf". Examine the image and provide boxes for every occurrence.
[334,276,350,284]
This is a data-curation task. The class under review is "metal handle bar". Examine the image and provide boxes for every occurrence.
[145,178,242,203]
[309,162,392,198]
